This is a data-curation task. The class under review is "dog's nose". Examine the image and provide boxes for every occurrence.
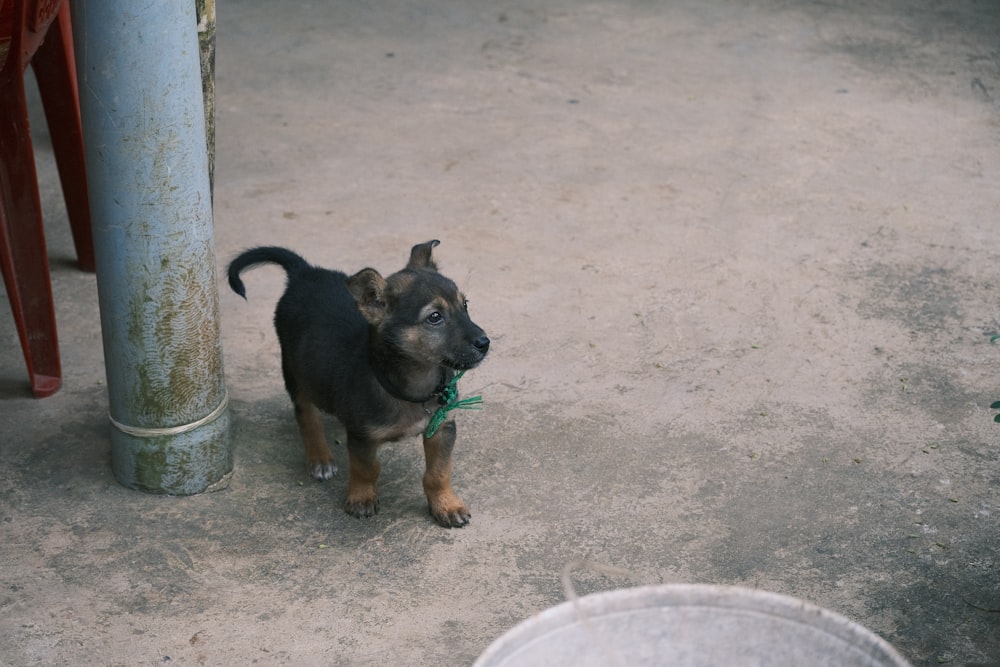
[473,334,490,353]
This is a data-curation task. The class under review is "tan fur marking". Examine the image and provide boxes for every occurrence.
[295,398,334,478]
[345,447,381,517]
[423,422,470,527]
[389,271,416,293]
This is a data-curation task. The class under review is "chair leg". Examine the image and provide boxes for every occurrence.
[31,2,95,273]
[0,79,63,398]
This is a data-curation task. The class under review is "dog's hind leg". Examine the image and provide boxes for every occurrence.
[344,436,381,518]
[293,395,337,480]
[282,348,336,481]
[422,420,470,528]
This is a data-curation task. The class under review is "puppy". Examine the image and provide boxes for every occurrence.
[228,240,489,527]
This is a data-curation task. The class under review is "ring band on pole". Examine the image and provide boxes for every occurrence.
[108,392,229,439]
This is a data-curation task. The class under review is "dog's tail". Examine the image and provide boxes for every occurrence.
[227,246,311,300]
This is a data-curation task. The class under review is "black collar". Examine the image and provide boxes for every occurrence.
[372,363,448,404]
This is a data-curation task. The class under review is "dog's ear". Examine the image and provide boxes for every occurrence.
[347,268,389,323]
[407,239,440,271]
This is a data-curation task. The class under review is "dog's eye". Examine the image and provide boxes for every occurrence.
[462,299,469,311]
[426,312,444,325]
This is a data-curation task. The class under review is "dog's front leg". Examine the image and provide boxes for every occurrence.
[423,420,470,528]
[345,437,381,518]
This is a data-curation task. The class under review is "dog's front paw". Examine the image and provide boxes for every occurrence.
[345,493,379,519]
[311,462,337,481]
[429,494,470,528]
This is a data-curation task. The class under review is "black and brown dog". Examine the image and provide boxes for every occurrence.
[228,240,489,527]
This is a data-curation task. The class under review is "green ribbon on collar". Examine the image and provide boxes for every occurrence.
[425,370,483,438]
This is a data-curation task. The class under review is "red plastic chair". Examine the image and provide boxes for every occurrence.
[0,0,94,398]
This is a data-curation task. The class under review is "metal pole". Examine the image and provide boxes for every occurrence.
[196,0,216,199]
[72,1,232,494]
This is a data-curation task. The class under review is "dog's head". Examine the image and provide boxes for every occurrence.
[347,240,490,370]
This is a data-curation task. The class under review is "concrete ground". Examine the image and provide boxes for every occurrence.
[2,0,998,664]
